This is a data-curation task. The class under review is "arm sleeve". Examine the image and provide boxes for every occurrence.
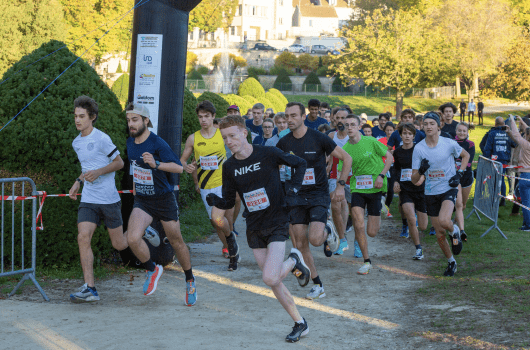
[275,148,307,190]
[101,134,120,160]
[214,163,237,210]
[479,132,489,153]
[157,138,182,166]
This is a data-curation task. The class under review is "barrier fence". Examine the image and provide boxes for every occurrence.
[466,156,507,239]
[0,177,49,301]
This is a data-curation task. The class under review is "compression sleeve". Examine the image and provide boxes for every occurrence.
[214,163,237,210]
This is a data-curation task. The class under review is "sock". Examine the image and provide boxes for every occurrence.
[415,244,422,250]
[296,319,305,325]
[340,238,347,243]
[87,285,96,291]
[118,247,135,266]
[364,258,371,264]
[402,219,408,226]
[184,268,194,282]
[312,276,322,287]
[144,259,156,272]
[448,256,456,264]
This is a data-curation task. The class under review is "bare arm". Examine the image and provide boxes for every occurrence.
[180,134,197,174]
[459,149,470,172]
[84,155,124,182]
[329,146,352,202]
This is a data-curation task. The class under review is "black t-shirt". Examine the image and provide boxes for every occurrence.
[219,146,306,230]
[276,127,337,201]
[393,145,424,193]
[441,120,458,139]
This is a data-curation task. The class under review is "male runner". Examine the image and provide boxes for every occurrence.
[69,95,129,303]
[392,123,428,260]
[207,115,311,343]
[439,103,459,139]
[125,103,205,303]
[305,99,329,130]
[339,114,393,275]
[371,113,390,139]
[246,103,277,141]
[181,101,238,265]
[277,102,352,299]
[411,112,470,277]
[227,105,240,116]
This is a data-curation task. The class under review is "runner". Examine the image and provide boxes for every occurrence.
[264,113,287,147]
[392,123,428,259]
[338,114,394,275]
[439,103,459,139]
[246,103,278,141]
[68,96,129,303]
[305,99,329,130]
[361,124,373,137]
[454,122,475,241]
[207,115,311,342]
[411,112,470,277]
[381,121,396,218]
[277,102,352,299]
[252,118,275,146]
[225,105,243,232]
[181,100,239,268]
[125,103,203,303]
[371,113,390,139]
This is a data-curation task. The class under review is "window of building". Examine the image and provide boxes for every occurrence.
[252,6,256,15]
[238,5,242,15]
[279,17,283,24]
[279,0,283,5]
[309,20,313,27]
[231,26,235,35]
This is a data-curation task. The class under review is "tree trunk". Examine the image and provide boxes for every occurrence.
[396,90,404,121]
[456,77,461,98]
[463,83,470,103]
[473,73,479,99]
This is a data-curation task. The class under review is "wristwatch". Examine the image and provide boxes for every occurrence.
[378,174,385,179]
[76,178,83,185]
[155,160,160,169]
[337,180,346,186]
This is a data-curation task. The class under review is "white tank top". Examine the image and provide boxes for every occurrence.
[333,131,349,148]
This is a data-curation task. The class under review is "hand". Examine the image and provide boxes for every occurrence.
[331,186,345,202]
[393,182,401,193]
[285,189,305,208]
[206,193,221,207]
[69,181,80,200]
[84,169,101,183]
[449,171,463,188]
[183,161,197,174]
[195,183,200,194]
[418,159,430,176]
[414,175,425,186]
[142,152,156,168]
[374,175,384,189]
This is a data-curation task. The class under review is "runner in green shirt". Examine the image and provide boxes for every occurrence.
[339,114,393,275]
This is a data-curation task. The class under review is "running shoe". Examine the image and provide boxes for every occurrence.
[386,210,393,218]
[222,248,229,259]
[285,319,309,343]
[461,230,467,242]
[357,262,372,275]
[232,230,239,237]
[353,240,362,258]
[325,220,340,253]
[413,248,424,260]
[306,285,325,300]
[228,254,241,271]
[289,248,310,287]
[443,261,457,277]
[334,240,349,255]
[451,224,463,256]
[429,226,436,235]
[185,278,197,306]
[520,225,530,232]
[400,225,409,238]
[143,264,163,296]
[380,198,388,214]
[70,283,99,303]
[323,241,333,257]
[346,216,353,232]
[226,232,239,258]
[143,226,160,247]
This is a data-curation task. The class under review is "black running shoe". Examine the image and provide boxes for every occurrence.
[443,261,457,277]
[228,254,241,271]
[461,230,467,242]
[226,232,239,258]
[450,224,463,256]
[323,225,333,257]
[285,318,309,343]
[289,248,310,287]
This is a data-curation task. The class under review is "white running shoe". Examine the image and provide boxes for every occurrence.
[413,248,424,260]
[357,262,372,275]
[306,285,326,300]
[325,219,340,253]
[143,226,160,247]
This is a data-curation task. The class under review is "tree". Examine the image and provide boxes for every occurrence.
[111,73,129,103]
[211,53,247,70]
[298,54,319,72]
[273,68,293,91]
[274,51,298,70]
[0,0,67,77]
[187,51,198,73]
[189,0,238,33]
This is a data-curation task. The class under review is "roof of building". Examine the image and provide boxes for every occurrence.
[299,5,338,18]
[322,0,351,7]
[292,0,313,7]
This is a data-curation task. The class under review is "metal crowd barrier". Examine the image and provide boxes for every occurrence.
[466,156,507,239]
[1,177,49,301]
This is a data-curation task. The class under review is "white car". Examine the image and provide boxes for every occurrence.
[282,44,306,53]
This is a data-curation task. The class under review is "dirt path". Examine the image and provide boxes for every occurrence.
[0,214,498,350]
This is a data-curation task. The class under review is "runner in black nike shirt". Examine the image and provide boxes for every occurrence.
[207,115,311,343]
[276,102,352,300]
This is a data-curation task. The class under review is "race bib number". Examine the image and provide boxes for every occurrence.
[302,168,315,185]
[400,169,412,182]
[355,175,373,189]
[200,155,219,170]
[428,169,445,181]
[133,165,154,185]
[243,188,270,212]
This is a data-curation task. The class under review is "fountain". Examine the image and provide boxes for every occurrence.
[212,51,237,94]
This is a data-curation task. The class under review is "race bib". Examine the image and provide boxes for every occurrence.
[400,169,412,182]
[456,161,462,170]
[355,175,373,189]
[428,169,445,181]
[200,155,219,170]
[302,168,315,185]
[133,165,154,185]
[243,188,270,212]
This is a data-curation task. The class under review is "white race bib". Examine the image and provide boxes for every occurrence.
[400,169,412,182]
[200,155,219,170]
[133,165,154,185]
[302,168,315,185]
[355,175,373,189]
[243,188,270,212]
[428,169,445,181]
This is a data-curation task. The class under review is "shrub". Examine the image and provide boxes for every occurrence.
[237,77,266,100]
[243,95,259,109]
[111,73,129,103]
[268,88,288,106]
[223,94,253,115]
[116,61,123,73]
[332,73,349,92]
[197,91,230,118]
[0,40,128,267]
[273,68,293,91]
[182,87,200,142]
[186,51,198,73]
[274,51,298,70]
[212,53,247,69]
[247,66,267,81]
[187,69,203,80]
[197,65,209,75]
[316,66,329,76]
[303,72,322,92]
[298,53,319,71]
[265,92,286,113]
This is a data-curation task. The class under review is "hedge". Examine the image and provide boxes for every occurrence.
[237,77,266,100]
[183,87,200,142]
[273,68,293,91]
[268,88,288,106]
[265,92,285,114]
[187,69,203,80]
[197,91,230,118]
[111,73,129,103]
[222,94,253,116]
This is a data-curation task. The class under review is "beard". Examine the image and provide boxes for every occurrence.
[130,123,147,138]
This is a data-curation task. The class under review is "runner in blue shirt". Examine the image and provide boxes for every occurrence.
[372,113,390,139]
[304,99,329,130]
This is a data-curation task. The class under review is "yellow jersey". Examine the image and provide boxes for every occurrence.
[193,128,226,189]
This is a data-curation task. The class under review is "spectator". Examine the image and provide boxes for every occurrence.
[252,118,275,146]
[361,124,373,137]
[227,105,240,116]
[372,113,390,140]
[467,99,476,123]
[265,108,274,118]
[439,102,459,139]
[320,102,330,115]
[477,100,484,125]
[246,108,253,120]
[459,99,466,122]
[305,99,329,130]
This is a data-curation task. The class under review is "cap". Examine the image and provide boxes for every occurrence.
[126,104,153,128]
[423,112,440,126]
[227,105,240,112]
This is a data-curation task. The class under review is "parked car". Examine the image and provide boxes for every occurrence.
[282,44,306,53]
[252,43,277,51]
[310,45,333,54]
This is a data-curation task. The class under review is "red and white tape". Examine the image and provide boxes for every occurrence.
[498,193,530,212]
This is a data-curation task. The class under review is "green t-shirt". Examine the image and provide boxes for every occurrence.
[338,136,387,193]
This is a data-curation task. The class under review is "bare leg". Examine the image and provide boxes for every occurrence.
[126,208,153,263]
[454,185,464,230]
[462,186,472,211]
[161,220,192,273]
[211,207,230,249]
[331,198,347,240]
[107,226,128,251]
[431,200,456,259]
[402,203,420,246]
[77,222,97,287]
[351,206,369,259]
[417,211,428,231]
[365,215,381,238]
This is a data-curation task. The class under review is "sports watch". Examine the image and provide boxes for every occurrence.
[155,160,160,169]
[337,180,346,186]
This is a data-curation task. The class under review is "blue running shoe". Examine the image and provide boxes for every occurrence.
[143,264,163,296]
[400,225,409,238]
[429,226,436,235]
[232,230,239,237]
[185,278,197,306]
[415,213,418,227]
[334,240,349,255]
[70,283,99,303]
[353,240,362,258]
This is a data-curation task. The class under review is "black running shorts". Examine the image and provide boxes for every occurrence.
[461,171,474,188]
[289,204,328,225]
[399,191,427,213]
[78,201,123,229]
[133,192,180,222]
[351,192,383,216]
[425,189,458,217]
[247,222,289,249]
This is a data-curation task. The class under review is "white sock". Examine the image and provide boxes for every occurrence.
[448,256,456,263]
[296,319,305,325]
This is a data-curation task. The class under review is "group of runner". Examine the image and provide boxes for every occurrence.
[68,95,475,343]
